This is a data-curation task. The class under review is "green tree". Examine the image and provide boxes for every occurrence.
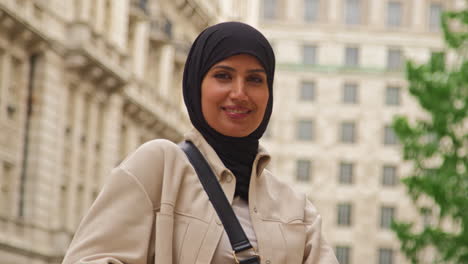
[391,8,468,264]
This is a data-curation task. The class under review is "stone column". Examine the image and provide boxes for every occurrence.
[75,0,92,22]
[369,0,385,28]
[158,44,175,98]
[98,93,123,185]
[328,0,340,25]
[21,49,68,255]
[245,0,261,27]
[46,61,69,231]
[412,0,425,31]
[66,84,85,230]
[133,21,149,80]
[285,0,299,22]
[1,50,28,220]
[93,0,106,34]
[83,93,99,210]
[122,117,141,159]
[112,0,130,51]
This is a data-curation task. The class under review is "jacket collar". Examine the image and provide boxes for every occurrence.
[184,127,271,180]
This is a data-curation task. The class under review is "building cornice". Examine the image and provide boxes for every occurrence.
[0,3,64,56]
[277,63,406,77]
[123,85,188,142]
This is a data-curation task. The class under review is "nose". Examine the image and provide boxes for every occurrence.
[229,79,248,101]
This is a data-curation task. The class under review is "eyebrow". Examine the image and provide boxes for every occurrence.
[212,65,266,73]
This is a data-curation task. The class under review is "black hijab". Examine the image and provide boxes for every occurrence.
[182,22,275,201]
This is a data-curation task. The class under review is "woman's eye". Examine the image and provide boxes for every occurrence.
[247,75,264,84]
[214,73,231,80]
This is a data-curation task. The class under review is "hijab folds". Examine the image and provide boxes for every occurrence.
[182,22,275,201]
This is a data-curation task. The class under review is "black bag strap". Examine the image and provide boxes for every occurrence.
[179,141,260,264]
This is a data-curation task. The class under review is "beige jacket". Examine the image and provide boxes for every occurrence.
[62,129,338,264]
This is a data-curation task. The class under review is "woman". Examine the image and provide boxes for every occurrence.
[62,22,338,264]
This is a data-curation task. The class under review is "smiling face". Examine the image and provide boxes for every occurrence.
[201,54,269,138]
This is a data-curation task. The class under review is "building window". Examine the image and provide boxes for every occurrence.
[429,3,442,32]
[336,246,351,264]
[297,120,314,140]
[385,86,401,105]
[339,162,354,184]
[300,81,316,101]
[384,125,398,145]
[263,0,278,20]
[7,57,23,121]
[340,121,356,143]
[382,165,398,186]
[303,45,317,65]
[296,159,312,182]
[337,203,352,226]
[344,0,361,25]
[422,208,433,227]
[387,48,403,70]
[137,0,148,10]
[380,206,395,229]
[304,0,320,22]
[343,83,358,104]
[387,1,402,28]
[378,248,394,264]
[344,46,359,67]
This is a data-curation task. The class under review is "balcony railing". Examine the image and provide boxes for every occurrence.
[149,17,172,41]
[173,40,191,62]
[131,0,148,13]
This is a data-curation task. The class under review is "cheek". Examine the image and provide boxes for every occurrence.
[201,81,222,119]
[256,90,270,114]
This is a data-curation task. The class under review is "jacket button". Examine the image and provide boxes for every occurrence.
[253,207,258,213]
[226,174,233,183]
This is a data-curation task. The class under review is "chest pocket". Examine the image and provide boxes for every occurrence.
[154,211,210,264]
[280,221,306,264]
[259,220,306,264]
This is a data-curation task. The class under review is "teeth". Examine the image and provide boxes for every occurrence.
[226,109,248,114]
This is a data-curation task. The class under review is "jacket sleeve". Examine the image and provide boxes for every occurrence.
[61,166,155,264]
[303,199,339,264]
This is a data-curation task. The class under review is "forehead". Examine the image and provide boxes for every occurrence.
[211,54,264,69]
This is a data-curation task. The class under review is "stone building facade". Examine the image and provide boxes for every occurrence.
[0,0,226,263]
[1,0,466,264]
[250,0,466,264]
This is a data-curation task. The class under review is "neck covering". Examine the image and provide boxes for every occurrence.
[182,22,275,201]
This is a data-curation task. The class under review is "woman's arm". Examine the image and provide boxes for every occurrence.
[62,166,155,264]
[303,199,339,264]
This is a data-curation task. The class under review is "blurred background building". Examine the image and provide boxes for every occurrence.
[0,0,465,263]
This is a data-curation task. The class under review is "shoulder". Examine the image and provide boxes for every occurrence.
[124,138,180,159]
[116,139,189,205]
[119,139,185,174]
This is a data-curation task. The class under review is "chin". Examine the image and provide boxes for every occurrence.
[219,128,252,138]
[223,132,250,138]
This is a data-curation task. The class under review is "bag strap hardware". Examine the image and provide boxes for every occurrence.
[233,248,261,264]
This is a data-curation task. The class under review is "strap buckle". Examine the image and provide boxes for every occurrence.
[232,248,261,264]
